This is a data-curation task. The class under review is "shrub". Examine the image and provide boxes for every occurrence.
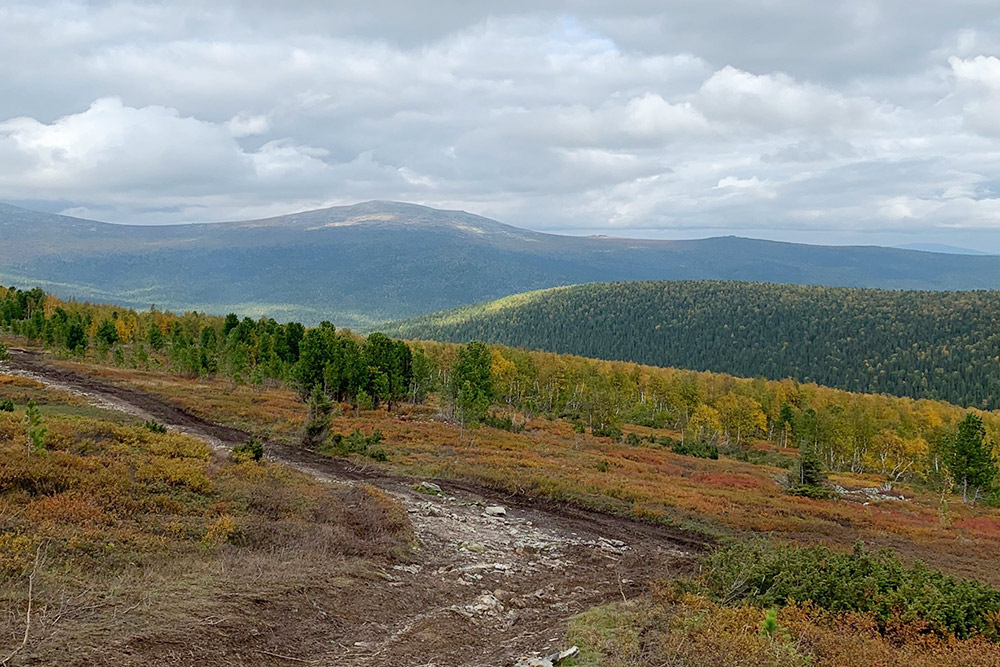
[593,423,623,441]
[482,413,525,433]
[0,398,14,412]
[202,514,239,546]
[143,420,168,434]
[672,439,720,459]
[323,429,388,462]
[702,540,1000,641]
[231,436,264,462]
[624,432,642,447]
[302,385,332,448]
[724,445,796,469]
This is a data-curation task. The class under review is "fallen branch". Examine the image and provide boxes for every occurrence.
[1,544,44,666]
[253,648,311,663]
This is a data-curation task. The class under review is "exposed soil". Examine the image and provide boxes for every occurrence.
[2,348,707,666]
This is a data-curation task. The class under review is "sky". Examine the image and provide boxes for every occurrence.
[1,1,1000,250]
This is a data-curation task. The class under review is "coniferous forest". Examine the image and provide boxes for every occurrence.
[386,281,1000,410]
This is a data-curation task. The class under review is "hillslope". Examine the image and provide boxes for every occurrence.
[384,281,1000,410]
[6,201,1000,327]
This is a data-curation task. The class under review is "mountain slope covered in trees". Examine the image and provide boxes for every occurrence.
[385,281,1000,410]
[6,201,1000,327]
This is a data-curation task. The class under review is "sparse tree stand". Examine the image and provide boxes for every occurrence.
[946,413,997,503]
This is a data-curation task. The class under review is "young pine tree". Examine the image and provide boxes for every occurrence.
[302,385,332,449]
[25,399,46,455]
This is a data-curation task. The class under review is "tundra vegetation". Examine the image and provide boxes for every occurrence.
[4,284,1000,664]
[0,375,412,664]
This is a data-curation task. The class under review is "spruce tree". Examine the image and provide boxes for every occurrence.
[946,413,997,502]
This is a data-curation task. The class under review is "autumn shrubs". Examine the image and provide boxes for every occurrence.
[591,422,623,441]
[702,540,1000,641]
[0,406,411,580]
[567,542,1000,667]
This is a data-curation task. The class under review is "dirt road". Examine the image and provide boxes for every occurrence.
[2,348,705,666]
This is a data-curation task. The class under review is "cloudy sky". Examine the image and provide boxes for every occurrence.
[2,1,1000,249]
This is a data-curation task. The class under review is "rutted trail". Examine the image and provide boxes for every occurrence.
[2,348,702,666]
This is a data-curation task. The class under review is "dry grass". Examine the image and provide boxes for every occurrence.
[0,383,413,664]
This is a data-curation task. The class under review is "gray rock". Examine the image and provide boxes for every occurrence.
[484,505,507,517]
[417,481,443,495]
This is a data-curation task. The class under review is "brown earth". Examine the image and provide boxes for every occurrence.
[2,348,707,666]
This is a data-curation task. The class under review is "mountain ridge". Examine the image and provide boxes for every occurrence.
[5,200,1000,326]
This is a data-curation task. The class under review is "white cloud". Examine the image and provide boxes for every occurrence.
[0,1,998,249]
[0,98,249,192]
[695,66,887,132]
[0,98,337,207]
[949,55,1000,136]
[226,113,270,137]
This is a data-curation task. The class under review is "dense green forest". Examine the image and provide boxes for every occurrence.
[385,281,1000,410]
[4,284,1000,493]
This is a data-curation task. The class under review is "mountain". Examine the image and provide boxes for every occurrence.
[894,243,995,255]
[383,280,1000,409]
[6,201,1000,327]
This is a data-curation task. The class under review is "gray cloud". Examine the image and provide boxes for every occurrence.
[1,1,1000,250]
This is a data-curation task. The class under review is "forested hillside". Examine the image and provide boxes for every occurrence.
[385,281,1000,410]
[6,201,1000,327]
[4,284,1000,487]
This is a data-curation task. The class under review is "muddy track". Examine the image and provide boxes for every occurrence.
[2,348,708,666]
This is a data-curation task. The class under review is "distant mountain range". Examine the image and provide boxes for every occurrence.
[384,281,1000,409]
[5,200,1000,327]
[894,243,996,255]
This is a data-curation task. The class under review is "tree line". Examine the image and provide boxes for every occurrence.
[2,285,997,499]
